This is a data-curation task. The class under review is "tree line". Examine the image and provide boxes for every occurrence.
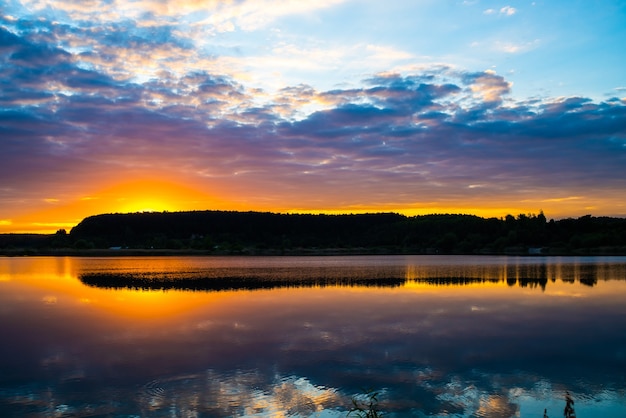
[1,210,626,255]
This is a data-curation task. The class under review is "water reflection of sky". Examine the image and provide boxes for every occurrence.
[0,256,625,417]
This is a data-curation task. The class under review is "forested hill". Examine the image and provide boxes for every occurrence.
[59,210,626,255]
[70,211,405,251]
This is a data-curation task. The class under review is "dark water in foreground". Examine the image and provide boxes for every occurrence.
[1,255,625,417]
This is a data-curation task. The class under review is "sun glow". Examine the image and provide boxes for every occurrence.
[0,177,231,233]
[2,172,624,234]
[98,178,216,214]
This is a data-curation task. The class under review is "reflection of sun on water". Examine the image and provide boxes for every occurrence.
[2,257,225,320]
[83,283,254,320]
[402,263,510,293]
[108,288,218,319]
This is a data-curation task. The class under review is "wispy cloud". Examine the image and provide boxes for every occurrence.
[494,39,541,54]
[484,6,517,16]
[18,0,349,28]
[500,6,517,16]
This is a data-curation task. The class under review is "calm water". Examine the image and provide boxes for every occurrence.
[1,255,625,417]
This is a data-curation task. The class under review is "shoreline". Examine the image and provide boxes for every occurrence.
[2,247,626,257]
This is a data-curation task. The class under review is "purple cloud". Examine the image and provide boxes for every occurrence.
[1,18,625,220]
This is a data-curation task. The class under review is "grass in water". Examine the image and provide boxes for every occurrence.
[348,389,383,418]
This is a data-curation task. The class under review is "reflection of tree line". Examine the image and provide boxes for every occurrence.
[79,273,407,291]
[79,273,597,292]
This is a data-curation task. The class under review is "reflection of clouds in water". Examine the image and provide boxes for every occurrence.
[195,319,216,330]
[136,370,344,417]
[2,367,625,417]
[421,372,552,417]
[40,349,87,384]
[42,295,57,304]
[436,378,486,413]
[439,386,520,417]
[41,352,66,368]
[475,395,519,417]
[424,372,626,418]
[546,291,585,298]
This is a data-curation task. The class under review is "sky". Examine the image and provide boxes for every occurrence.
[1,0,626,233]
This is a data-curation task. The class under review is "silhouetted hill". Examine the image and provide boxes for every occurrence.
[69,210,406,251]
[2,211,626,255]
[0,234,51,252]
[64,210,626,255]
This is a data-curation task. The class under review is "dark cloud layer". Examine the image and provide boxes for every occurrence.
[1,15,625,219]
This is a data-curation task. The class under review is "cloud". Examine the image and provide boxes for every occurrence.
[494,39,541,54]
[500,6,517,16]
[464,70,511,104]
[195,0,349,32]
[1,5,626,221]
[483,6,517,16]
[18,0,349,31]
[3,29,625,203]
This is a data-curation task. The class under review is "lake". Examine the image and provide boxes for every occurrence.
[1,255,625,417]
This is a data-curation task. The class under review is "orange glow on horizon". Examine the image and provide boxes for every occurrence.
[1,178,232,234]
[97,178,219,213]
[0,257,226,320]
[1,175,624,234]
